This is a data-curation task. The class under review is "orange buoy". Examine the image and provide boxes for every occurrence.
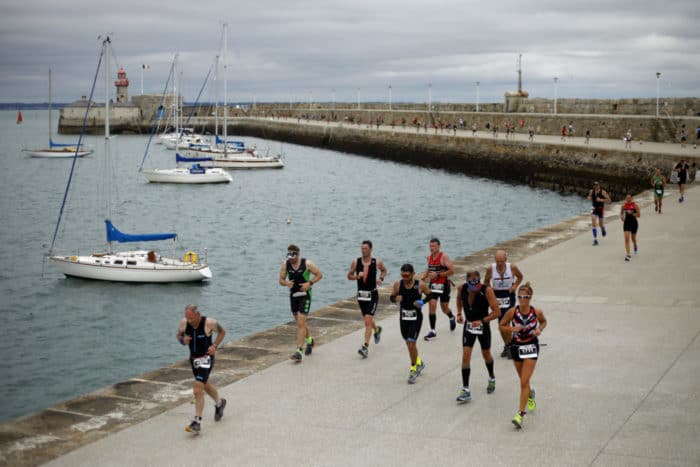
[16,111,23,124]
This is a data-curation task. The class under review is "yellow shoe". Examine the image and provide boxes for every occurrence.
[512,412,523,429]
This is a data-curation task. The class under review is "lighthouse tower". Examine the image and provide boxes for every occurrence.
[114,67,129,103]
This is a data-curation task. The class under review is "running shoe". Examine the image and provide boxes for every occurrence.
[186,420,201,434]
[449,316,457,331]
[305,338,314,356]
[373,326,382,344]
[407,369,418,384]
[415,360,426,376]
[601,227,607,237]
[214,399,227,421]
[634,246,638,254]
[593,239,599,246]
[290,349,303,362]
[424,330,437,341]
[358,345,369,359]
[487,378,496,394]
[456,388,472,403]
[625,255,631,262]
[528,389,536,412]
[512,412,523,429]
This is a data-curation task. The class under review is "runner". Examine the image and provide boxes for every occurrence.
[347,240,388,358]
[390,264,432,384]
[421,238,456,340]
[176,305,227,434]
[499,282,547,429]
[279,244,323,362]
[674,159,690,203]
[484,250,523,359]
[651,168,666,214]
[455,270,501,403]
[620,194,641,261]
[586,181,611,246]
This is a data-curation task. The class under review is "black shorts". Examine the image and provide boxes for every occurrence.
[399,308,423,342]
[591,206,604,218]
[190,355,215,383]
[623,218,638,234]
[358,290,378,316]
[462,321,492,349]
[427,280,451,303]
[678,176,687,185]
[290,293,311,315]
[510,340,540,362]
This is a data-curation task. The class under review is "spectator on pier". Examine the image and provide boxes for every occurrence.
[561,126,567,141]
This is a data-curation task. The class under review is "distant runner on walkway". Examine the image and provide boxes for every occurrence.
[620,194,641,262]
[177,305,227,434]
[279,244,322,362]
[391,264,432,384]
[674,159,690,203]
[587,181,611,246]
[455,270,500,403]
[347,240,387,358]
[651,168,666,214]
[484,250,523,359]
[499,282,547,430]
[421,238,456,341]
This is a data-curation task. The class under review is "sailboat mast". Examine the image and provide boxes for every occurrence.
[48,69,52,142]
[223,23,228,155]
[104,37,113,253]
[214,55,219,137]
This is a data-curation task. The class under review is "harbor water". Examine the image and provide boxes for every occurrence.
[0,110,588,422]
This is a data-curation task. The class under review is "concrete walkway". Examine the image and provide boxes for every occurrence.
[249,116,700,158]
[44,185,700,467]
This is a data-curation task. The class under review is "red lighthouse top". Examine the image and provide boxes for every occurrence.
[114,68,129,87]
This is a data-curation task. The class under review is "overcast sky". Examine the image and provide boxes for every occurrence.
[1,0,698,104]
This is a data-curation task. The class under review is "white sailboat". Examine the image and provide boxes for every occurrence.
[22,69,94,158]
[179,26,284,170]
[49,37,212,283]
[140,54,231,185]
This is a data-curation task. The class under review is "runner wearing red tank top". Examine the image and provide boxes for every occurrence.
[421,238,456,341]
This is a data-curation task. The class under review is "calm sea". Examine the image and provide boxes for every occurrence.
[0,110,588,422]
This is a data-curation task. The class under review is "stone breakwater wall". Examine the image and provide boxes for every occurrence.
[229,119,676,201]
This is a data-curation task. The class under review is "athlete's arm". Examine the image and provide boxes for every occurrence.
[376,259,388,285]
[390,281,401,303]
[635,203,641,218]
[440,254,455,278]
[176,318,189,345]
[603,190,611,203]
[484,287,501,323]
[483,266,492,287]
[456,284,464,323]
[346,259,358,281]
[619,205,625,221]
[510,264,524,293]
[206,319,226,355]
[586,190,592,200]
[279,262,292,287]
[535,309,547,336]
[304,260,323,290]
[499,308,517,340]
[419,281,432,297]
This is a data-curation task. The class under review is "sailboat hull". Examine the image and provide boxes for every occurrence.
[49,251,212,282]
[141,168,232,184]
[23,149,93,158]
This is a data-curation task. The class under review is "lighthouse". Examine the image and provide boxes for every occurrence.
[114,67,129,103]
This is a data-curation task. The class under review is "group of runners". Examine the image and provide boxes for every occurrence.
[587,160,691,261]
[176,162,692,434]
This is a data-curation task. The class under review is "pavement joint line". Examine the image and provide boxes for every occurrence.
[591,451,697,464]
[226,344,283,352]
[129,378,187,388]
[588,327,700,467]
[309,316,356,322]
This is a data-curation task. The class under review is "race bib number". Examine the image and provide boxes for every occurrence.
[430,283,444,294]
[193,356,211,369]
[357,290,372,302]
[518,344,538,359]
[655,188,663,195]
[497,297,511,309]
[467,322,483,335]
[401,308,417,321]
[292,291,308,298]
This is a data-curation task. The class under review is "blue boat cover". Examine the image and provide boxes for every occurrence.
[176,153,212,163]
[50,138,82,148]
[105,219,176,243]
[215,136,245,148]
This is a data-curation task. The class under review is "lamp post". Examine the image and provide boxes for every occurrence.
[428,83,432,112]
[388,85,392,111]
[357,88,361,110]
[656,72,661,117]
[553,77,559,114]
[476,81,480,112]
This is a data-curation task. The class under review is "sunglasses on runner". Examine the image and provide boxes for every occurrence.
[286,251,298,259]
[517,295,531,300]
